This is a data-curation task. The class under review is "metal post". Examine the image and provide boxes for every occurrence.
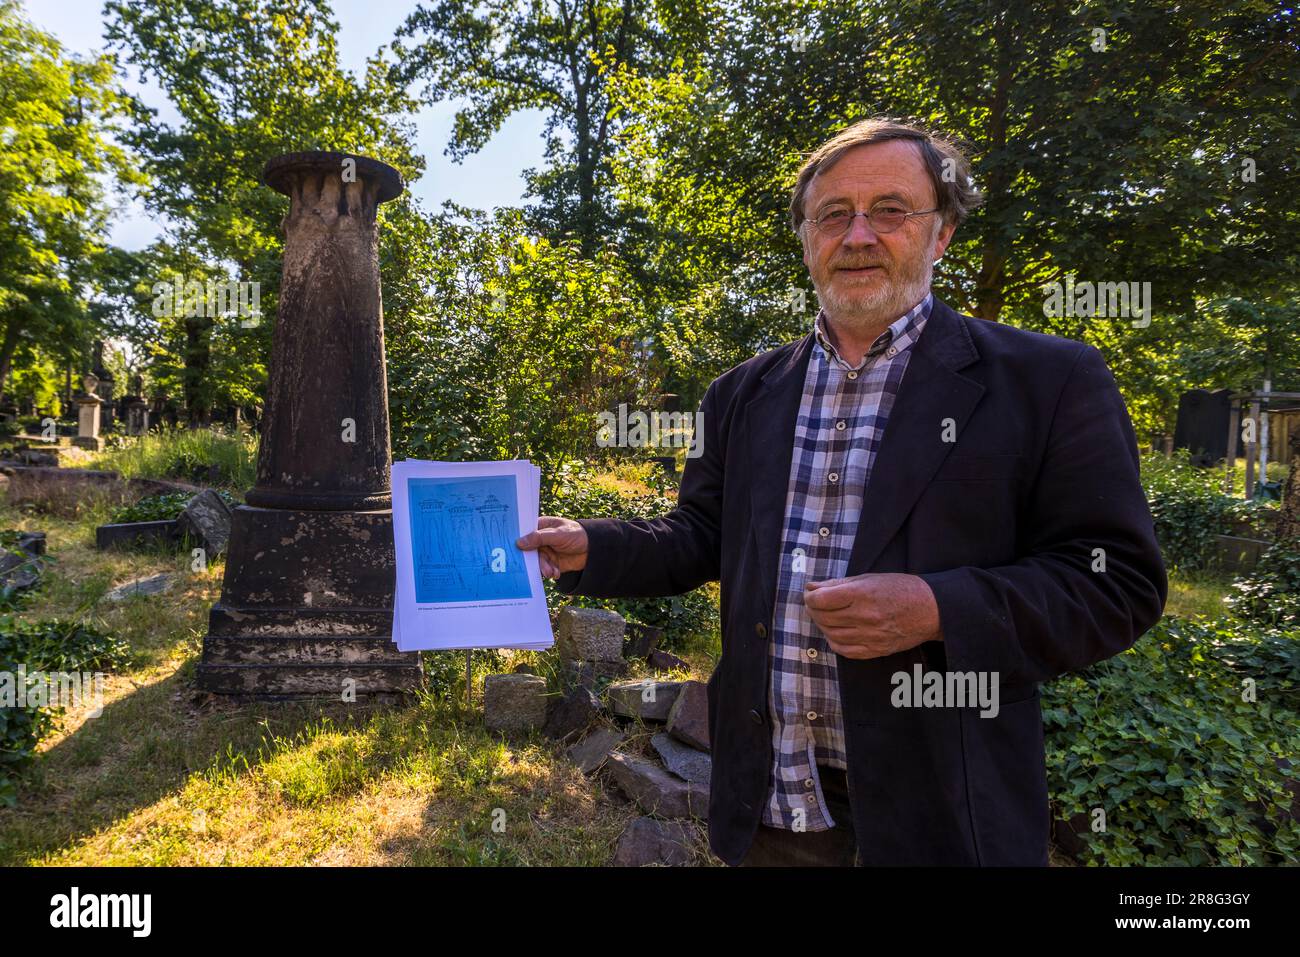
[466,650,472,708]
[1225,398,1240,495]
[1246,394,1261,500]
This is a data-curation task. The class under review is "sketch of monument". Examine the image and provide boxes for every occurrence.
[406,476,531,603]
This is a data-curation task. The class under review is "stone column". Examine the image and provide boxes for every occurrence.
[196,151,421,699]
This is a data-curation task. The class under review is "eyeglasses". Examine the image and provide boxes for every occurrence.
[803,202,940,237]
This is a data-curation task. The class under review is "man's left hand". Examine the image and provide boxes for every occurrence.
[803,573,943,660]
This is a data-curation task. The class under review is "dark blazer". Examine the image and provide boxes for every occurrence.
[556,296,1167,865]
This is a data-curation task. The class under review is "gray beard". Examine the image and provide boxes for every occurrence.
[813,258,934,337]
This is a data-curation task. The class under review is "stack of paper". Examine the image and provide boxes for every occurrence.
[390,459,553,651]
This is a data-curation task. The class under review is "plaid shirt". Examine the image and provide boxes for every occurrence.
[762,292,933,831]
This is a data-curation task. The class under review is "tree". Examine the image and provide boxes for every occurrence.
[392,0,671,257]
[0,0,140,397]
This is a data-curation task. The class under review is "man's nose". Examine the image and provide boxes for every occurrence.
[841,214,879,246]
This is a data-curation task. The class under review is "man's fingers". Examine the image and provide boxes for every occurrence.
[803,582,855,611]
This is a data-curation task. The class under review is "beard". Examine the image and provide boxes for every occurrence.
[811,245,935,336]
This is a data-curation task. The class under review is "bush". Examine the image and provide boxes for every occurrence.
[1142,451,1276,570]
[1226,543,1300,628]
[542,463,718,651]
[109,489,237,525]
[0,616,130,805]
[1043,617,1300,865]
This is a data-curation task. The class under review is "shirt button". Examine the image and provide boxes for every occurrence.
[886,346,898,358]
[807,648,818,659]
[804,778,815,789]
[807,710,819,721]
[805,794,817,804]
[847,371,858,380]
[755,622,767,639]
[828,472,839,483]
[818,526,830,537]
[835,420,846,431]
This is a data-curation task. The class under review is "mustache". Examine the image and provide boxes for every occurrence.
[834,261,888,269]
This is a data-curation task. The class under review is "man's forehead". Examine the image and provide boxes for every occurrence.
[807,139,932,206]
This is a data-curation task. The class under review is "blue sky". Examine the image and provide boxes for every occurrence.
[21,0,548,250]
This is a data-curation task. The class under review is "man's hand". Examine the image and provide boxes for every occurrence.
[803,573,942,660]
[516,516,589,579]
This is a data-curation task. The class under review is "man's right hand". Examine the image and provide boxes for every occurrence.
[516,516,589,579]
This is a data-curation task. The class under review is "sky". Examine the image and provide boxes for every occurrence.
[20,0,549,250]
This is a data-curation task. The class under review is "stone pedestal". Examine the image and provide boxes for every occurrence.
[196,151,421,699]
[74,379,103,451]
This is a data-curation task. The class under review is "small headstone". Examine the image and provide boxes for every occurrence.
[177,489,233,556]
[567,726,623,774]
[15,449,58,467]
[623,622,662,660]
[605,752,706,820]
[483,673,548,731]
[0,531,46,590]
[612,817,696,867]
[543,686,601,742]
[512,663,537,675]
[607,678,684,722]
[105,573,174,602]
[651,732,712,787]
[555,606,625,663]
[648,648,688,672]
[666,679,710,751]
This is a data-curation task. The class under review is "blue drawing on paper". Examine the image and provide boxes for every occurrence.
[407,475,532,603]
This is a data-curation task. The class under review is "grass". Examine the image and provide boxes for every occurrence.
[1164,568,1236,621]
[85,426,258,491]
[0,498,718,867]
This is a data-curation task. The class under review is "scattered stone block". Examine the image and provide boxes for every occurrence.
[607,678,684,722]
[564,659,627,691]
[105,573,174,602]
[606,752,706,820]
[483,673,548,732]
[667,679,710,751]
[95,519,179,551]
[612,817,696,867]
[651,732,712,787]
[648,648,688,672]
[14,449,58,467]
[512,663,537,675]
[178,489,233,556]
[555,606,625,663]
[0,531,46,590]
[544,686,601,742]
[623,622,663,660]
[567,726,623,774]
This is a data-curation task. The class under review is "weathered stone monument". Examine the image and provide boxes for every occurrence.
[196,151,422,698]
[73,374,103,451]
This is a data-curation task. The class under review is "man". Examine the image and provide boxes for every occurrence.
[517,118,1167,866]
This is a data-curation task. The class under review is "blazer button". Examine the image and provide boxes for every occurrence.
[749,709,764,725]
[755,622,767,639]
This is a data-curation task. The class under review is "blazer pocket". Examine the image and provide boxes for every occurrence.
[931,453,1024,483]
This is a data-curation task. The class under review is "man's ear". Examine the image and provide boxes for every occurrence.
[932,219,957,262]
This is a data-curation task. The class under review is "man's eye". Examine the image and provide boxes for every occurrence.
[874,205,906,216]
[822,209,851,221]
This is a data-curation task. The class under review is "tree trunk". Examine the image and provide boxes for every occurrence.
[0,314,22,396]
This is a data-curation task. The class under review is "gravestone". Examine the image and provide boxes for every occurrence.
[196,151,421,699]
[1173,388,1236,466]
[73,374,103,451]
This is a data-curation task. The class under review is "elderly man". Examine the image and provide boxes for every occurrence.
[517,118,1167,866]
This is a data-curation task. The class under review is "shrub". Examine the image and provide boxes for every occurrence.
[1043,617,1300,865]
[0,616,130,805]
[1226,543,1300,628]
[109,489,237,525]
[542,463,718,650]
[90,426,257,490]
[1142,451,1276,570]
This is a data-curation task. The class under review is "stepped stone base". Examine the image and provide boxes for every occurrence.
[196,504,421,698]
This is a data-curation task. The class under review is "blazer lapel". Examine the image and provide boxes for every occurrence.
[846,298,985,574]
[747,333,815,614]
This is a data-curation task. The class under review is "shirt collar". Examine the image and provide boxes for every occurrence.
[813,291,933,372]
